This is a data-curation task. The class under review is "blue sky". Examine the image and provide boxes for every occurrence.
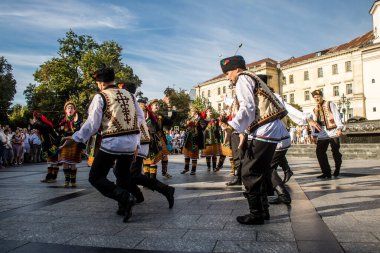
[0,0,375,105]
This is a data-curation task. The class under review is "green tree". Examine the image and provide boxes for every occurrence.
[286,103,303,128]
[167,88,191,127]
[26,30,141,123]
[0,56,17,124]
[8,104,32,129]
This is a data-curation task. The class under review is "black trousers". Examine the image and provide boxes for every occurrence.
[129,156,158,189]
[89,150,133,203]
[242,140,277,197]
[114,156,163,192]
[268,149,289,192]
[316,138,342,175]
[231,133,244,177]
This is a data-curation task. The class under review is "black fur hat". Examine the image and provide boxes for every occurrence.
[92,67,115,82]
[220,55,246,74]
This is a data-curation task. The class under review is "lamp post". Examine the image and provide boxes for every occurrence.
[338,93,350,122]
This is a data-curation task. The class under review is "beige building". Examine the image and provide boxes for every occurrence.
[194,58,280,112]
[195,1,380,121]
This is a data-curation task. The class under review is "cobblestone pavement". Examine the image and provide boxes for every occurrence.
[0,155,379,253]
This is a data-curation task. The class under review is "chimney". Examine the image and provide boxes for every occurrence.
[370,0,380,43]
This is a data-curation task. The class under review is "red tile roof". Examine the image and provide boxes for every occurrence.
[198,31,374,85]
[281,31,374,67]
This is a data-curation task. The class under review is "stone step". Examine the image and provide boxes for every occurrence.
[287,144,380,159]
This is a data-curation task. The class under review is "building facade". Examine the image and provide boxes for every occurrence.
[195,1,380,121]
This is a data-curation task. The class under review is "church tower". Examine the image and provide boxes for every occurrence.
[370,0,380,43]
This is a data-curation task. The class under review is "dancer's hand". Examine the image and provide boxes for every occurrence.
[237,133,246,149]
[133,148,138,162]
[60,136,74,149]
[308,119,322,132]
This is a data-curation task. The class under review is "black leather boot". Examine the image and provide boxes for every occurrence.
[282,165,294,184]
[236,194,264,225]
[283,168,294,184]
[129,185,144,203]
[262,194,270,221]
[154,181,175,208]
[226,176,242,186]
[112,188,136,222]
[333,162,341,177]
[116,202,125,216]
[271,185,291,205]
[122,194,136,223]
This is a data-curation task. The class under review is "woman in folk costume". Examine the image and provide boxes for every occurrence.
[31,112,60,183]
[216,109,234,175]
[181,105,206,175]
[144,99,176,179]
[58,101,83,187]
[201,107,221,172]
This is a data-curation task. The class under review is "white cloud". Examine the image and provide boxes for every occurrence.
[0,0,136,29]
[0,52,53,68]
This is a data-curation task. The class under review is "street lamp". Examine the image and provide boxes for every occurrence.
[337,93,351,122]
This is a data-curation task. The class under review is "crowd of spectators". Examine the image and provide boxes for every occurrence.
[289,125,314,144]
[165,130,186,155]
[0,124,43,168]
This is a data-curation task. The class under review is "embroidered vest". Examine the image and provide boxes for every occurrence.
[313,100,337,130]
[140,121,151,144]
[99,88,140,138]
[238,71,288,132]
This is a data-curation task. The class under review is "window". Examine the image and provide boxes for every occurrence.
[304,90,310,101]
[289,75,294,84]
[374,107,377,112]
[332,64,338,75]
[348,109,353,119]
[333,86,339,96]
[282,76,286,85]
[283,95,287,102]
[372,79,376,84]
[223,86,226,94]
[304,71,309,81]
[345,61,352,72]
[208,90,211,97]
[202,91,205,98]
[218,103,221,111]
[318,67,323,78]
[346,83,352,94]
[290,93,294,103]
[217,87,221,95]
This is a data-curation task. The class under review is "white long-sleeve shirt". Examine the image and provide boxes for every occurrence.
[274,93,310,151]
[311,101,344,140]
[72,93,144,154]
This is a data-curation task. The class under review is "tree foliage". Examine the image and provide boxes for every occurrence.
[155,87,192,129]
[25,30,141,123]
[8,104,32,129]
[0,56,17,124]
[286,103,304,128]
